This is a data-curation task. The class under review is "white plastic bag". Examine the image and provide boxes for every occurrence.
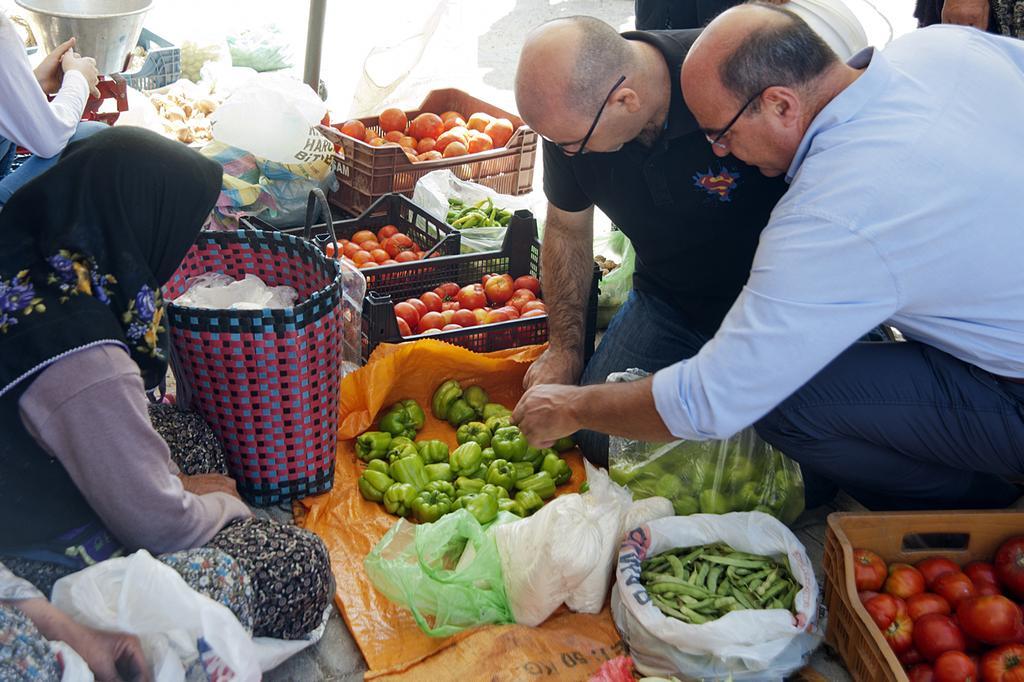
[412,170,542,252]
[494,463,671,625]
[50,550,318,682]
[212,73,331,165]
[612,513,821,680]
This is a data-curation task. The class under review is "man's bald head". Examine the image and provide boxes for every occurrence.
[515,16,635,130]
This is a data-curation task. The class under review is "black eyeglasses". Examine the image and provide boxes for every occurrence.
[703,87,768,149]
[550,75,626,157]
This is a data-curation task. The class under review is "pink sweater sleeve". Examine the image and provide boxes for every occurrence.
[18,344,252,554]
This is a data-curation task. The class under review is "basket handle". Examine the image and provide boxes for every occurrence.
[304,188,338,253]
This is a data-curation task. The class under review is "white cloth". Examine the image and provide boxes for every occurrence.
[0,13,89,158]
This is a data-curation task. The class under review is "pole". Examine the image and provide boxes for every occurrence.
[303,0,327,93]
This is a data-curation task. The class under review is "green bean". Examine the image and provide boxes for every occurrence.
[667,554,686,579]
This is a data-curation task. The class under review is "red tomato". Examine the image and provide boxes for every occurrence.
[325,241,340,258]
[494,305,520,319]
[393,301,420,330]
[886,563,927,600]
[419,311,445,331]
[934,573,977,609]
[481,272,498,285]
[358,261,377,270]
[380,259,399,265]
[394,250,420,263]
[520,300,546,314]
[957,596,1024,646]
[360,239,381,252]
[457,283,487,310]
[396,317,412,337]
[996,538,1024,601]
[902,648,927,666]
[404,297,427,318]
[964,562,999,589]
[909,593,953,621]
[484,274,515,305]
[377,224,399,241]
[451,309,477,327]
[854,549,889,592]
[914,614,966,661]
[472,308,488,324]
[441,323,462,331]
[884,612,916,654]
[865,593,908,630]
[441,300,460,312]
[351,250,373,266]
[933,651,978,682]
[520,309,547,318]
[909,664,936,682]
[351,229,376,245]
[440,309,455,325]
[919,558,962,590]
[383,233,416,258]
[420,291,443,313]
[484,308,512,324]
[434,282,460,301]
[343,242,362,259]
[508,288,538,311]
[976,582,1004,597]
[859,590,881,604]
[513,274,541,296]
[368,248,389,264]
[981,644,1024,682]
[419,328,442,336]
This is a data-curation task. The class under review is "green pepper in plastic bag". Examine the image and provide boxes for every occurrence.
[364,509,516,637]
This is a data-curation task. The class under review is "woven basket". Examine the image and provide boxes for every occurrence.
[164,225,347,506]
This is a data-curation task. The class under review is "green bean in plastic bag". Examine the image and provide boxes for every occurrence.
[364,509,518,637]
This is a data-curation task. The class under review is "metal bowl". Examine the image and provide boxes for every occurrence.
[15,0,153,74]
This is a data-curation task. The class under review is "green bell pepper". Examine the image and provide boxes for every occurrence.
[485,459,516,491]
[479,483,509,500]
[387,442,420,465]
[446,398,477,427]
[411,489,452,523]
[481,402,512,421]
[515,471,556,500]
[456,422,492,448]
[522,446,546,469]
[367,459,390,475]
[552,436,575,452]
[455,476,485,495]
[416,439,450,465]
[699,489,732,514]
[378,407,418,439]
[460,492,498,525]
[431,380,463,420]
[674,496,700,515]
[492,426,528,462]
[424,462,454,482]
[462,385,488,416]
[498,498,526,517]
[512,461,534,481]
[735,481,762,510]
[424,480,456,498]
[358,469,395,502]
[383,482,418,516]
[355,431,392,462]
[480,447,496,468]
[450,442,483,477]
[540,453,571,486]
[514,489,544,515]
[389,455,429,491]
[397,399,425,430]
[484,415,512,433]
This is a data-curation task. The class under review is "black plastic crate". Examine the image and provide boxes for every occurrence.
[362,209,599,361]
[242,192,461,292]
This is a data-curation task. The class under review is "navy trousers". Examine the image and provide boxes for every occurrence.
[755,340,1024,510]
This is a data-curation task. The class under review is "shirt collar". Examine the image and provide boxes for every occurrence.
[785,46,893,181]
[621,30,701,140]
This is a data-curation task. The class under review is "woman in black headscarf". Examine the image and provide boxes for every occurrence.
[0,127,330,648]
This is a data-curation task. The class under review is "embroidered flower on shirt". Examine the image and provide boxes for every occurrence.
[0,270,45,333]
[46,250,116,304]
[123,284,165,359]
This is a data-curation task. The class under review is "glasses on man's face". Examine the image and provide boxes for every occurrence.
[548,75,627,157]
[702,87,768,150]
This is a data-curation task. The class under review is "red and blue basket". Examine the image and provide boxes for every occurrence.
[163,224,347,506]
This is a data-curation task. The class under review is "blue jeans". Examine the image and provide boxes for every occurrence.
[755,340,1024,510]
[577,289,710,466]
[0,121,108,207]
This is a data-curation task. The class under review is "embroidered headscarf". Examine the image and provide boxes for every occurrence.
[0,126,222,395]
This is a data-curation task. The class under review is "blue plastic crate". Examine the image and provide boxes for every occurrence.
[121,29,180,91]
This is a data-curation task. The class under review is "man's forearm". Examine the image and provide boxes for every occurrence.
[542,208,593,352]
[570,377,674,442]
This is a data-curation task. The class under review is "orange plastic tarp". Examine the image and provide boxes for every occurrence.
[296,339,623,679]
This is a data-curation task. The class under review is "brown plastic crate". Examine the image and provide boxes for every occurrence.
[823,510,1024,681]
[324,88,537,215]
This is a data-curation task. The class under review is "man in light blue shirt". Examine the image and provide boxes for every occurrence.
[512,4,1024,509]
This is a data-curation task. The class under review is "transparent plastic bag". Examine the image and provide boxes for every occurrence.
[364,509,516,638]
[227,26,293,73]
[607,371,805,524]
[595,229,636,318]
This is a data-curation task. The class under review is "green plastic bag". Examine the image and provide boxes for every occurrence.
[607,370,805,524]
[364,509,516,637]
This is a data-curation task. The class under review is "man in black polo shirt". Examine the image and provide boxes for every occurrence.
[514,16,788,465]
